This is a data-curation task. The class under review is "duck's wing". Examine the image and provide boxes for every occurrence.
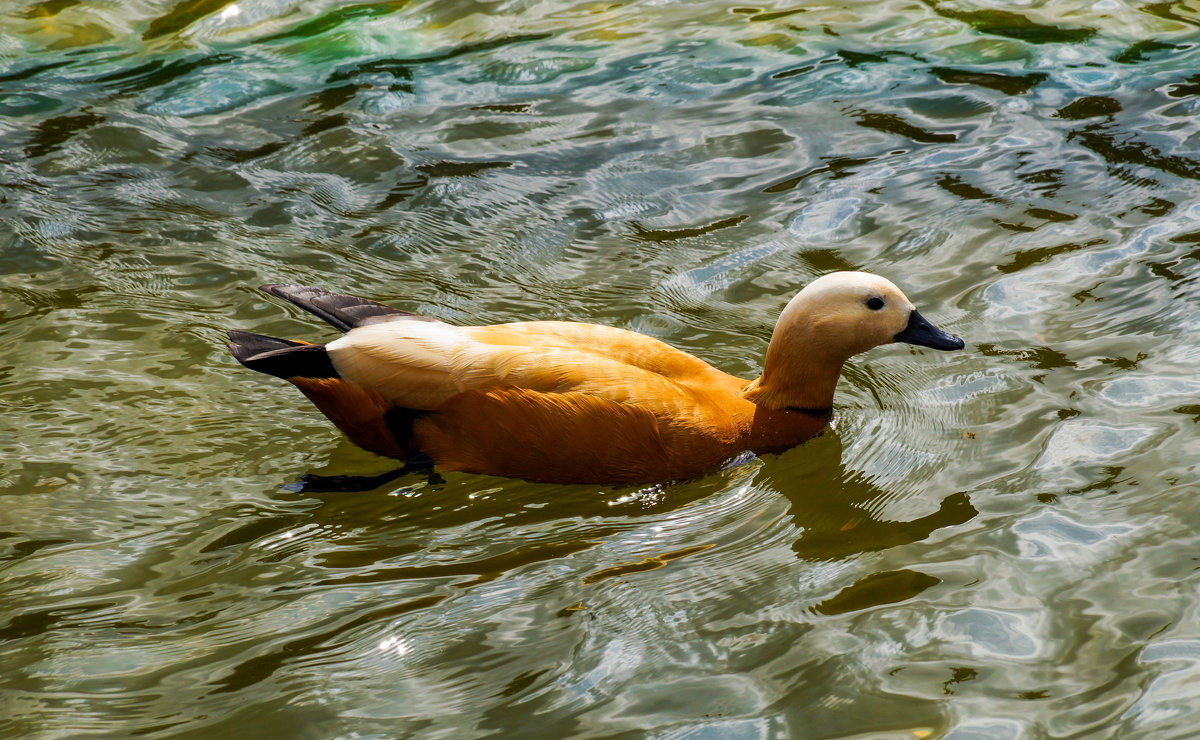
[483,321,726,381]
[324,319,712,412]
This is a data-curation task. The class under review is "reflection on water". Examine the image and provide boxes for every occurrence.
[3,0,1200,736]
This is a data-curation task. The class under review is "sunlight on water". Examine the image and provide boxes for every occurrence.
[3,0,1200,737]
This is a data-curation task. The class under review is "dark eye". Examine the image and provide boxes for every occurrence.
[866,296,885,311]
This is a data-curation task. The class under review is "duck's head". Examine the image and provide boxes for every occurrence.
[777,271,964,356]
[748,271,963,409]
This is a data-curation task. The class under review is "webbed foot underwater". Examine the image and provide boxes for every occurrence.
[227,272,964,484]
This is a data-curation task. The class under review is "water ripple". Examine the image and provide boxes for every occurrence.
[6,0,1200,737]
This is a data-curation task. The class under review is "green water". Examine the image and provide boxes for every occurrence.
[4,0,1200,737]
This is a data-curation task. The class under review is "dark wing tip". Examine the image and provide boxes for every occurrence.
[258,284,319,302]
[256,284,435,331]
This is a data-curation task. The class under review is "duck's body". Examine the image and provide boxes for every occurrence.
[228,273,963,484]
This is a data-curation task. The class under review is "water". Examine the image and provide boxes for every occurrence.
[3,0,1200,737]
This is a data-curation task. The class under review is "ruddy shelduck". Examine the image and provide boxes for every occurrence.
[228,272,964,484]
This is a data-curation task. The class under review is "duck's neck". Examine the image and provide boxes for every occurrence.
[742,339,846,413]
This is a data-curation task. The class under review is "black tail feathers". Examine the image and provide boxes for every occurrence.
[227,330,338,379]
[258,284,432,333]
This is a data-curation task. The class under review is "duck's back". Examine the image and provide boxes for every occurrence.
[326,319,745,409]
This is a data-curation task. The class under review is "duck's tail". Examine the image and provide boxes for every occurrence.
[227,322,416,461]
[228,282,425,377]
[227,330,337,379]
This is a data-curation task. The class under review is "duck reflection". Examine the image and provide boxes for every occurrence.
[756,431,977,561]
[282,425,975,567]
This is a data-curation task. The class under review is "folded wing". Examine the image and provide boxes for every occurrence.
[325,319,738,412]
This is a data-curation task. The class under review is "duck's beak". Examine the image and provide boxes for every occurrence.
[895,309,965,351]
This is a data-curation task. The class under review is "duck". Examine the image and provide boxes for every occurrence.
[227,272,964,485]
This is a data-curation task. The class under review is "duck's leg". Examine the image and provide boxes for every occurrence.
[292,455,444,493]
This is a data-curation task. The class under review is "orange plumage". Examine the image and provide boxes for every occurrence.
[227,274,963,484]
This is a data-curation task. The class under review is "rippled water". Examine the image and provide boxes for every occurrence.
[4,0,1200,737]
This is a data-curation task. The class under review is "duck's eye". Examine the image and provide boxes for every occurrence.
[866,296,885,311]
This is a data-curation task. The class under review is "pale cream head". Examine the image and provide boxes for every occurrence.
[745,271,961,410]
[773,271,916,360]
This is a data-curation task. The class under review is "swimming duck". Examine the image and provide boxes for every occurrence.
[228,272,963,484]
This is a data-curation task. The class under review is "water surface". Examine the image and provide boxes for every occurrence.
[3,1,1200,737]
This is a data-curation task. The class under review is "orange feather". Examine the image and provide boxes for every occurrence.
[289,377,410,459]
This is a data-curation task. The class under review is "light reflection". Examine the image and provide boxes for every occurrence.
[378,635,413,658]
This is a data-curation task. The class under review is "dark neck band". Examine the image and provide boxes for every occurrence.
[784,405,833,418]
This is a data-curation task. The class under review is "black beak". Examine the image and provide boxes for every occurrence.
[895,309,964,351]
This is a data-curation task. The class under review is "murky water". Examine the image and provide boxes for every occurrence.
[3,0,1200,737]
